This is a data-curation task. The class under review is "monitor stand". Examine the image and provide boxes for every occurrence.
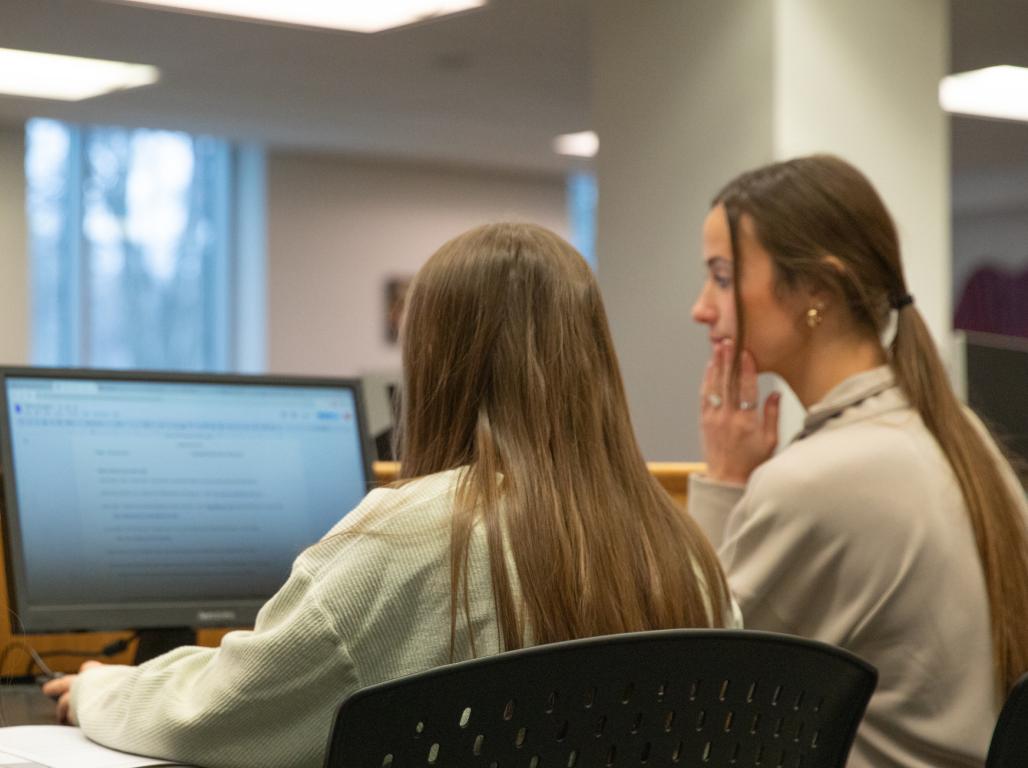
[134,628,197,665]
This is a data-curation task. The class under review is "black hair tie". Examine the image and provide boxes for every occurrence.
[890,293,914,310]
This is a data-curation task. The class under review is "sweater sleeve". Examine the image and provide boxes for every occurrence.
[702,456,926,644]
[711,473,824,635]
[691,461,847,636]
[687,473,745,550]
[70,557,361,768]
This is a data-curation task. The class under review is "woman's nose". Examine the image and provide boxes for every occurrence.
[691,290,715,325]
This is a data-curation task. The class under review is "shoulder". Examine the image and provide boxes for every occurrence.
[327,469,462,536]
[296,469,462,575]
[770,392,943,485]
[743,403,949,540]
[288,470,465,627]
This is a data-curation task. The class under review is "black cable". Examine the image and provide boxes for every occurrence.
[23,650,91,675]
[0,640,52,683]
[13,634,140,677]
[101,634,139,656]
[0,641,31,682]
[36,634,138,658]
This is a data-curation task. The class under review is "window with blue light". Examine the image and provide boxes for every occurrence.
[567,171,597,270]
[25,118,265,372]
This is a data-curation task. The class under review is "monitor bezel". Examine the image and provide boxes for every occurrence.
[0,365,376,635]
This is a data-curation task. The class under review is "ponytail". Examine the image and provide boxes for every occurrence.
[891,305,1028,695]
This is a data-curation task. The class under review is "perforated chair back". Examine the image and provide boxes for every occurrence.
[323,629,877,768]
[987,671,1028,767]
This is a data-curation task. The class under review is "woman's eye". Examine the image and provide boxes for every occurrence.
[713,274,732,289]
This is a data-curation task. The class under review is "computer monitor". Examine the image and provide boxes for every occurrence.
[0,367,375,661]
[953,331,1028,468]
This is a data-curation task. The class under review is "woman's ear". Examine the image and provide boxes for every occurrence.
[808,253,853,315]
[821,253,849,276]
[804,254,859,330]
[797,272,835,330]
[802,292,828,329]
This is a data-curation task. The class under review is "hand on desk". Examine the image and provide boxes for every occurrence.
[41,660,104,725]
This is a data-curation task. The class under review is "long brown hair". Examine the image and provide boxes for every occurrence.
[713,154,1028,694]
[399,222,729,654]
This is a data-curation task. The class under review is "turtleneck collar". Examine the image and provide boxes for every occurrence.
[798,365,902,438]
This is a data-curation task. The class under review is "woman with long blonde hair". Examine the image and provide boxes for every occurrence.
[689,154,1028,767]
[47,222,732,768]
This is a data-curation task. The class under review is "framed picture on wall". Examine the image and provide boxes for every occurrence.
[384,276,414,344]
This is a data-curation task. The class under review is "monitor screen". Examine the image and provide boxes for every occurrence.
[0,368,374,635]
[960,332,1028,467]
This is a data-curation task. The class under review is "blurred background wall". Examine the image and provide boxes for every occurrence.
[0,0,1024,460]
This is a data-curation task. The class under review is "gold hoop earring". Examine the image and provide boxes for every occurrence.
[806,306,824,328]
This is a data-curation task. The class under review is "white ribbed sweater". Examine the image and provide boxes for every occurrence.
[71,469,504,768]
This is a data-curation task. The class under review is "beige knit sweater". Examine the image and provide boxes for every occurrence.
[690,366,1027,768]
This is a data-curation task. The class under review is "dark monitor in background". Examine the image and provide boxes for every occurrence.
[0,368,374,662]
[361,372,401,461]
[954,331,1028,469]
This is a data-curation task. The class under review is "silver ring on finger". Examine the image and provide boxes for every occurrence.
[738,399,757,411]
[706,393,723,409]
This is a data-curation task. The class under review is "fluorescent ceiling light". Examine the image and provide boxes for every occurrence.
[939,65,1028,123]
[553,131,598,158]
[109,0,488,33]
[0,48,159,101]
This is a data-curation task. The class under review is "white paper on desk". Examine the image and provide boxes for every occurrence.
[0,726,191,768]
[0,747,45,766]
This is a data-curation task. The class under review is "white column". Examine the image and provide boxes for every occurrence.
[771,0,950,438]
[593,0,949,458]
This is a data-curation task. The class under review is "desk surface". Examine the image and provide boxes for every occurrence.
[0,685,56,727]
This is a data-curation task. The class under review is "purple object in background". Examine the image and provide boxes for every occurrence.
[954,265,1028,339]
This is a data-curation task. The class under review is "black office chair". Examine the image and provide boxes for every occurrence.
[987,671,1028,768]
[323,629,877,768]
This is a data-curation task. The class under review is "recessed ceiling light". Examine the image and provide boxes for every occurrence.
[553,131,598,158]
[0,48,159,102]
[107,0,488,33]
[939,65,1028,123]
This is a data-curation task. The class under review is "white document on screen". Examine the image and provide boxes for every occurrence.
[0,727,192,768]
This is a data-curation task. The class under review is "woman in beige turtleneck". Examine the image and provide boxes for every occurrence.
[688,154,1028,768]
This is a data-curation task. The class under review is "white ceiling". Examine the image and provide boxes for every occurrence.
[0,0,591,174]
[0,0,1025,177]
[950,0,1028,176]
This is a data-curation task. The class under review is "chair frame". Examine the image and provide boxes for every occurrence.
[323,629,876,768]
[987,670,1028,767]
